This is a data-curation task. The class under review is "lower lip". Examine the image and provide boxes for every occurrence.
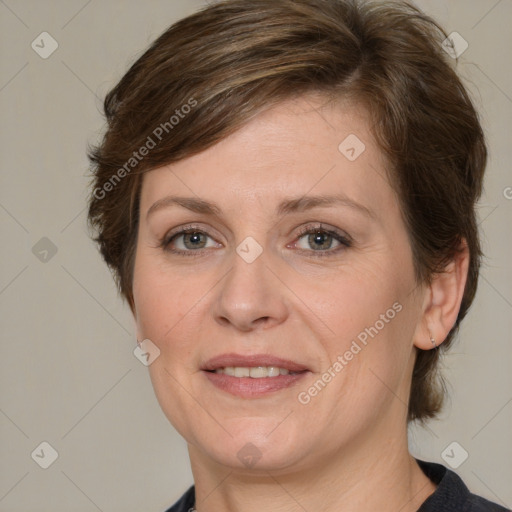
[203,370,309,398]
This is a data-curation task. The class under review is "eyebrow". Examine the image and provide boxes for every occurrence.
[146,193,376,220]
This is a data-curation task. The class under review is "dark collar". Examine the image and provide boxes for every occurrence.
[416,458,508,511]
[164,459,508,511]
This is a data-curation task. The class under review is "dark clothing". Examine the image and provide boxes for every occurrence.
[164,459,509,511]
[415,459,509,511]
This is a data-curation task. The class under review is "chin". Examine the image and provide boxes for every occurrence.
[196,418,309,472]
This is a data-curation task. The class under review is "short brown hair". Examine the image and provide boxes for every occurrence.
[87,0,487,423]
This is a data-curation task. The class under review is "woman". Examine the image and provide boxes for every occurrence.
[87,0,508,510]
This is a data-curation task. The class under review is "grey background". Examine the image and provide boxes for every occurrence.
[0,1,510,510]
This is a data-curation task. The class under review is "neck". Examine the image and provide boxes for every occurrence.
[188,419,436,512]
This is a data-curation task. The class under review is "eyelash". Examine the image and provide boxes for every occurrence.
[160,223,352,258]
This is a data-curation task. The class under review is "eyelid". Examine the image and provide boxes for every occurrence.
[160,223,221,257]
[294,222,352,244]
[289,223,352,257]
[162,223,217,245]
[160,222,352,257]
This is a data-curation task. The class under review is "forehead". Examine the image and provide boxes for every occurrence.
[139,95,396,218]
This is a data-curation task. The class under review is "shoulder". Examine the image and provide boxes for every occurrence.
[163,484,195,512]
[416,459,510,512]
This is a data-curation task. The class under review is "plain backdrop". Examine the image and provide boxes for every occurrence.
[0,0,511,511]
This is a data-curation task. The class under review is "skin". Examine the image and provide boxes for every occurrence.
[132,94,469,512]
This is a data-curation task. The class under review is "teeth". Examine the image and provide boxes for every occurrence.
[234,367,250,377]
[214,366,294,378]
[249,366,267,378]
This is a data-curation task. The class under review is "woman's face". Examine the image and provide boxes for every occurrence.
[133,95,426,473]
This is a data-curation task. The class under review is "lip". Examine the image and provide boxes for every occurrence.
[201,353,310,373]
[201,353,310,399]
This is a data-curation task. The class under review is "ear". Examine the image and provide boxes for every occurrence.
[413,239,470,350]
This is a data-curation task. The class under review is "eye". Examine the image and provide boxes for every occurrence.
[292,224,351,257]
[161,225,220,256]
[160,223,351,258]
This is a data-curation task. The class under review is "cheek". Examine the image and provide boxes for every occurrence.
[304,257,417,393]
[133,251,176,341]
[301,261,401,341]
[132,256,205,436]
[132,253,212,362]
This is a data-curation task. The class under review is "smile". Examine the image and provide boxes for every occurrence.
[211,366,299,378]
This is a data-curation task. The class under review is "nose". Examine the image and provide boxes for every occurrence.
[212,246,289,332]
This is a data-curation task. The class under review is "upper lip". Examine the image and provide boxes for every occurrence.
[201,353,310,372]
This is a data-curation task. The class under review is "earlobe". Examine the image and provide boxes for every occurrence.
[414,239,470,351]
[428,331,438,350]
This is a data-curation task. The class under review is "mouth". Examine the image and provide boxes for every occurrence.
[201,353,310,398]
[207,366,302,377]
